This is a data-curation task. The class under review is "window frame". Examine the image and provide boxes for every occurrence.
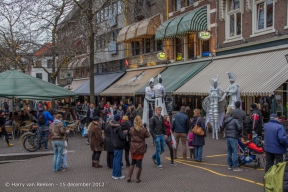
[251,0,275,37]
[187,0,194,6]
[47,59,52,68]
[36,73,42,80]
[131,41,141,56]
[224,0,243,43]
[174,0,181,11]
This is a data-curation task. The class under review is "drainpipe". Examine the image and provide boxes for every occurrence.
[215,0,218,50]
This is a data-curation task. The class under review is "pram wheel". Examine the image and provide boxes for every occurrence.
[253,158,261,169]
[238,157,245,167]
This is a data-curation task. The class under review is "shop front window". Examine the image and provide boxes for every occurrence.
[175,38,182,61]
[202,40,210,57]
[132,41,140,56]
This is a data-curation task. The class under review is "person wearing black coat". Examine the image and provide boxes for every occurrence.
[85,103,100,145]
[0,110,13,147]
[191,109,206,162]
[109,114,127,179]
[120,116,132,167]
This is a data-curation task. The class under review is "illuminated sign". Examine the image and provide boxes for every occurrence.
[157,52,166,60]
[198,31,211,41]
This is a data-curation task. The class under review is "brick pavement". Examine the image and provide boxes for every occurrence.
[0,133,265,192]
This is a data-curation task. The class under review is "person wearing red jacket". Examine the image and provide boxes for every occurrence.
[164,115,177,166]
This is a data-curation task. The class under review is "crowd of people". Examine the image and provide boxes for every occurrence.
[1,97,288,183]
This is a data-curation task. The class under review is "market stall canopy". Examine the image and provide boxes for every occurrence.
[175,48,288,96]
[117,14,163,43]
[136,60,211,95]
[74,72,125,95]
[155,6,207,40]
[0,70,78,100]
[100,67,165,96]
[64,79,88,91]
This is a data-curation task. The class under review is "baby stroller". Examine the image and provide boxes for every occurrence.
[238,137,264,169]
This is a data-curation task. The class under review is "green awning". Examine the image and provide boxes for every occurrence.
[0,70,78,100]
[155,6,207,40]
[135,60,211,95]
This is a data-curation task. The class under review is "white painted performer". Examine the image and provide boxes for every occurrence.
[154,74,167,116]
[222,72,241,109]
[142,78,155,131]
[202,75,226,139]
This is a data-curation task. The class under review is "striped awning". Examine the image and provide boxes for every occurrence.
[117,14,163,43]
[174,48,288,96]
[155,6,207,40]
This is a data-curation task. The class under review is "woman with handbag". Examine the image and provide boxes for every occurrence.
[191,109,206,162]
[164,115,177,166]
[127,115,150,183]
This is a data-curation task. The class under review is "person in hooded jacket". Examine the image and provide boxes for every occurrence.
[223,112,242,171]
[109,114,127,180]
[90,116,104,168]
[0,110,13,147]
[121,115,132,167]
[104,115,114,169]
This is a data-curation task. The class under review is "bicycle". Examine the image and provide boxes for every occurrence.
[23,131,51,152]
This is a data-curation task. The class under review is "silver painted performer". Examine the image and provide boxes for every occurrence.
[142,78,155,131]
[154,74,167,116]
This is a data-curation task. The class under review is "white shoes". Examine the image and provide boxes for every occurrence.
[112,175,125,180]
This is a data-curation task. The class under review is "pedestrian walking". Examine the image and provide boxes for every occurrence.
[4,100,9,114]
[172,106,190,160]
[150,106,167,169]
[127,115,150,183]
[0,110,13,147]
[230,101,246,135]
[188,132,194,160]
[223,112,242,171]
[104,115,114,169]
[126,104,136,126]
[110,114,127,179]
[86,103,100,145]
[37,108,54,149]
[90,116,104,168]
[121,115,131,167]
[191,109,206,162]
[117,106,124,120]
[164,115,177,166]
[247,103,263,144]
[62,138,68,171]
[136,104,143,119]
[264,114,288,172]
[49,114,66,172]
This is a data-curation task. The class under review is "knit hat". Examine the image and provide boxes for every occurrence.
[114,114,121,121]
[269,114,278,119]
[92,116,100,121]
[250,104,257,109]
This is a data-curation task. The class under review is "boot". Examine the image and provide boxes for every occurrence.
[94,161,103,168]
[92,161,96,167]
[7,143,13,147]
[127,165,134,182]
[136,168,142,183]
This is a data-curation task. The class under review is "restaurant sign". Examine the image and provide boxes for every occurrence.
[157,52,166,60]
[198,31,211,41]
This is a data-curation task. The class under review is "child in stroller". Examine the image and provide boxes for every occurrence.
[238,137,264,169]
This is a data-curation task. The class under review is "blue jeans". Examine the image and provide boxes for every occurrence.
[38,127,49,149]
[4,109,9,114]
[112,149,123,177]
[152,135,166,165]
[194,146,203,161]
[52,140,64,171]
[62,154,68,168]
[129,120,134,126]
[226,138,238,168]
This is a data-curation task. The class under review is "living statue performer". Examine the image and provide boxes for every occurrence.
[222,72,241,109]
[154,74,167,116]
[202,75,226,139]
[142,78,155,131]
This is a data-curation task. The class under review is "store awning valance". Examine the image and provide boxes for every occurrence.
[100,67,165,96]
[64,79,88,91]
[155,6,207,40]
[73,72,125,95]
[174,48,288,96]
[136,60,211,95]
[117,14,163,43]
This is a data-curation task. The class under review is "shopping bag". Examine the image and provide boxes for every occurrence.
[171,134,177,149]
[82,126,88,137]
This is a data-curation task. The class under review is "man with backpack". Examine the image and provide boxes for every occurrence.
[37,108,54,149]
